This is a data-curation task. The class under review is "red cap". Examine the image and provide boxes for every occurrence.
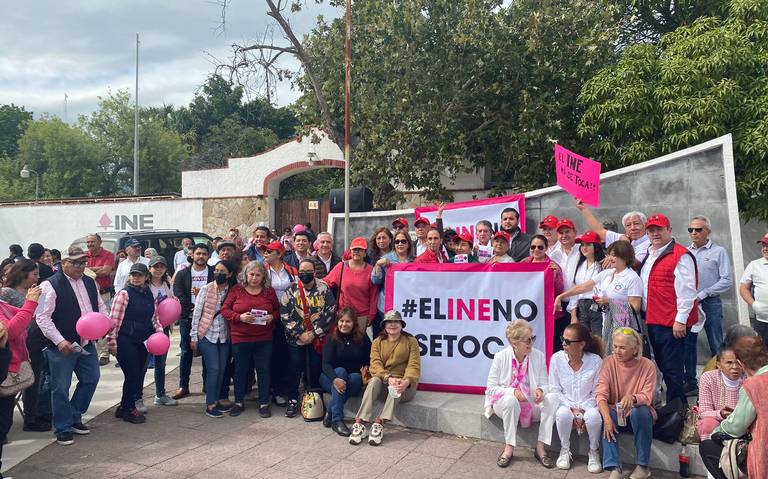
[350,237,368,250]
[414,217,430,227]
[392,217,408,228]
[757,233,768,245]
[575,231,601,244]
[539,215,559,230]
[645,214,670,229]
[492,230,511,242]
[556,218,576,231]
[453,231,473,245]
[430,222,438,228]
[265,241,285,254]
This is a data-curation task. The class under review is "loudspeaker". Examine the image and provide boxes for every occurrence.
[329,187,373,213]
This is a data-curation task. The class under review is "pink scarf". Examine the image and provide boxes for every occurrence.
[510,355,533,427]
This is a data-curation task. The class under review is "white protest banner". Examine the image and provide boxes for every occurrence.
[414,194,527,236]
[384,262,554,394]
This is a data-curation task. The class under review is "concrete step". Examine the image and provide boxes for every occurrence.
[331,390,706,476]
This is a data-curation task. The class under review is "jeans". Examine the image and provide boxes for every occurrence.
[116,338,148,410]
[287,344,322,400]
[701,296,724,355]
[233,341,272,404]
[319,368,363,422]
[197,338,230,407]
[154,351,168,397]
[648,324,687,404]
[178,318,193,389]
[684,329,698,387]
[44,342,100,434]
[601,405,653,470]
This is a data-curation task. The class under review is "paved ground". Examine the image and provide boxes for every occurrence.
[6,357,702,479]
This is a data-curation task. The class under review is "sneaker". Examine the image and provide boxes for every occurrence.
[56,431,74,445]
[229,403,245,417]
[205,407,224,419]
[135,399,148,413]
[285,399,298,418]
[98,356,110,366]
[123,408,146,424]
[587,449,602,473]
[368,422,383,446]
[217,399,233,412]
[258,405,272,418]
[629,465,651,479]
[349,422,366,445]
[114,406,125,419]
[154,395,178,406]
[71,423,90,435]
[556,448,572,470]
[273,395,287,407]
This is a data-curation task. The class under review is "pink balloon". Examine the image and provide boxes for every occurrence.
[76,312,111,340]
[156,297,181,328]
[146,332,170,356]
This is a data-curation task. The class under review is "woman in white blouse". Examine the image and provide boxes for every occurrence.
[549,323,604,472]
[565,232,604,334]
[485,320,559,469]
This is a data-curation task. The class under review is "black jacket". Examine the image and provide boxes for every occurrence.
[173,265,214,320]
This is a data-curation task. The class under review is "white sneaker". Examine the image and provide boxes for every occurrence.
[587,449,602,473]
[368,422,383,446]
[349,422,366,445]
[154,395,178,406]
[556,448,572,470]
[135,399,148,413]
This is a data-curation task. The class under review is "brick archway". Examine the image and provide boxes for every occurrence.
[261,159,345,197]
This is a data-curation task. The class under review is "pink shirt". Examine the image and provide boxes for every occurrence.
[324,262,378,318]
[37,273,108,346]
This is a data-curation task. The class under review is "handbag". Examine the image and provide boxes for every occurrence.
[629,307,653,360]
[719,437,749,479]
[653,397,686,443]
[300,390,326,422]
[0,359,34,397]
[679,406,701,444]
[360,365,372,386]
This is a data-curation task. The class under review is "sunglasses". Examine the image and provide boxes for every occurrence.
[615,327,634,336]
[394,239,409,245]
[516,335,536,344]
[560,336,584,346]
[530,244,546,251]
[687,227,704,233]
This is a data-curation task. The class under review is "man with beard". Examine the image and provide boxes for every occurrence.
[501,207,531,262]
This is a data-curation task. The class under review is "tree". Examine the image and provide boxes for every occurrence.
[0,104,33,158]
[579,0,768,220]
[188,117,279,170]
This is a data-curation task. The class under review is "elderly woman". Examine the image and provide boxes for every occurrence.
[549,323,604,472]
[697,346,744,440]
[349,311,420,446]
[485,319,559,469]
[596,327,657,479]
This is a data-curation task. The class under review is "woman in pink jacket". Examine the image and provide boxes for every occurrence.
[697,346,744,440]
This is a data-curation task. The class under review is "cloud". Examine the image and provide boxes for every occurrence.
[0,0,341,120]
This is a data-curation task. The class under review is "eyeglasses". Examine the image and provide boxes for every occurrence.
[394,239,409,245]
[687,227,704,233]
[351,248,365,253]
[530,244,546,251]
[68,261,87,267]
[560,336,585,346]
[515,335,536,344]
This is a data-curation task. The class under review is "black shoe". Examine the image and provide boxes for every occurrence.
[216,400,233,412]
[332,421,351,437]
[322,412,332,428]
[229,403,245,417]
[72,422,90,435]
[23,422,52,432]
[115,406,125,419]
[259,405,272,418]
[56,431,74,445]
[285,399,298,418]
[123,408,146,424]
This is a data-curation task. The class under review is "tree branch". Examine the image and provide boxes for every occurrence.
[236,43,297,55]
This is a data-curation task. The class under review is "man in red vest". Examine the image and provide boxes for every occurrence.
[639,214,698,404]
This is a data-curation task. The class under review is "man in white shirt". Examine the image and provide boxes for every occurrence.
[413,217,430,257]
[113,239,150,293]
[740,233,768,344]
[551,218,580,290]
[173,237,193,272]
[575,199,650,265]
[639,214,698,404]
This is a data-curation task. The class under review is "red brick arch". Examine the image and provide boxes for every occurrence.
[261,159,345,196]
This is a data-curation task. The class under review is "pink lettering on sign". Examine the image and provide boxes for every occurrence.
[554,144,601,207]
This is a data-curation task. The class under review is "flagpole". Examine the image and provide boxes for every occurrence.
[133,33,140,195]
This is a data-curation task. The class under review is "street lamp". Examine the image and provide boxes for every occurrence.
[20,165,40,200]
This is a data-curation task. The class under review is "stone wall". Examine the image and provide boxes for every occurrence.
[202,196,269,237]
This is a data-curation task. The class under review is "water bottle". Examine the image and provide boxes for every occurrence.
[678,443,690,477]
[616,403,626,427]
[574,411,585,435]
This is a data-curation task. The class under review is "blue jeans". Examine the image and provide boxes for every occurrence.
[178,318,193,389]
[154,351,168,397]
[197,339,230,407]
[684,329,698,387]
[319,368,363,422]
[233,341,272,404]
[44,342,100,434]
[648,324,687,404]
[602,405,653,470]
[701,296,724,355]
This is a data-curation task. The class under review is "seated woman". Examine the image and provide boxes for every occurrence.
[596,327,657,479]
[485,319,559,469]
[549,323,604,472]
[697,346,744,440]
[320,307,372,436]
[349,310,420,446]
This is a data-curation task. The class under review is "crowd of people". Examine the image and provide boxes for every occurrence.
[0,200,766,479]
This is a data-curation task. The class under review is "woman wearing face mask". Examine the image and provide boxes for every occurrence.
[367,227,393,266]
[324,238,378,334]
[414,228,449,263]
[280,259,337,418]
[371,232,413,337]
[190,260,237,418]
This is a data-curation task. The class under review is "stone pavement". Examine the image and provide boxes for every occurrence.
[6,360,702,479]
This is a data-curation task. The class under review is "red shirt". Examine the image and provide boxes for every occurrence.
[221,284,280,343]
[323,261,378,318]
[414,248,448,263]
[86,248,116,291]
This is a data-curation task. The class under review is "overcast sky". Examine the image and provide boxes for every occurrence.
[0,1,341,121]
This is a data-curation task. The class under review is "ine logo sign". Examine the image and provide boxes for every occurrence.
[98,213,154,231]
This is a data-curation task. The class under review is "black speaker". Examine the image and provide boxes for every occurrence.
[329,187,373,213]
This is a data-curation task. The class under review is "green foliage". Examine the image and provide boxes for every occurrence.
[616,0,726,46]
[279,167,344,199]
[579,0,768,220]
[188,117,280,170]
[0,104,33,158]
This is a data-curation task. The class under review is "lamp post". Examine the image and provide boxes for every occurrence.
[20,165,40,201]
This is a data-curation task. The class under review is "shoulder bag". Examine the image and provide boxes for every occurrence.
[0,359,34,397]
